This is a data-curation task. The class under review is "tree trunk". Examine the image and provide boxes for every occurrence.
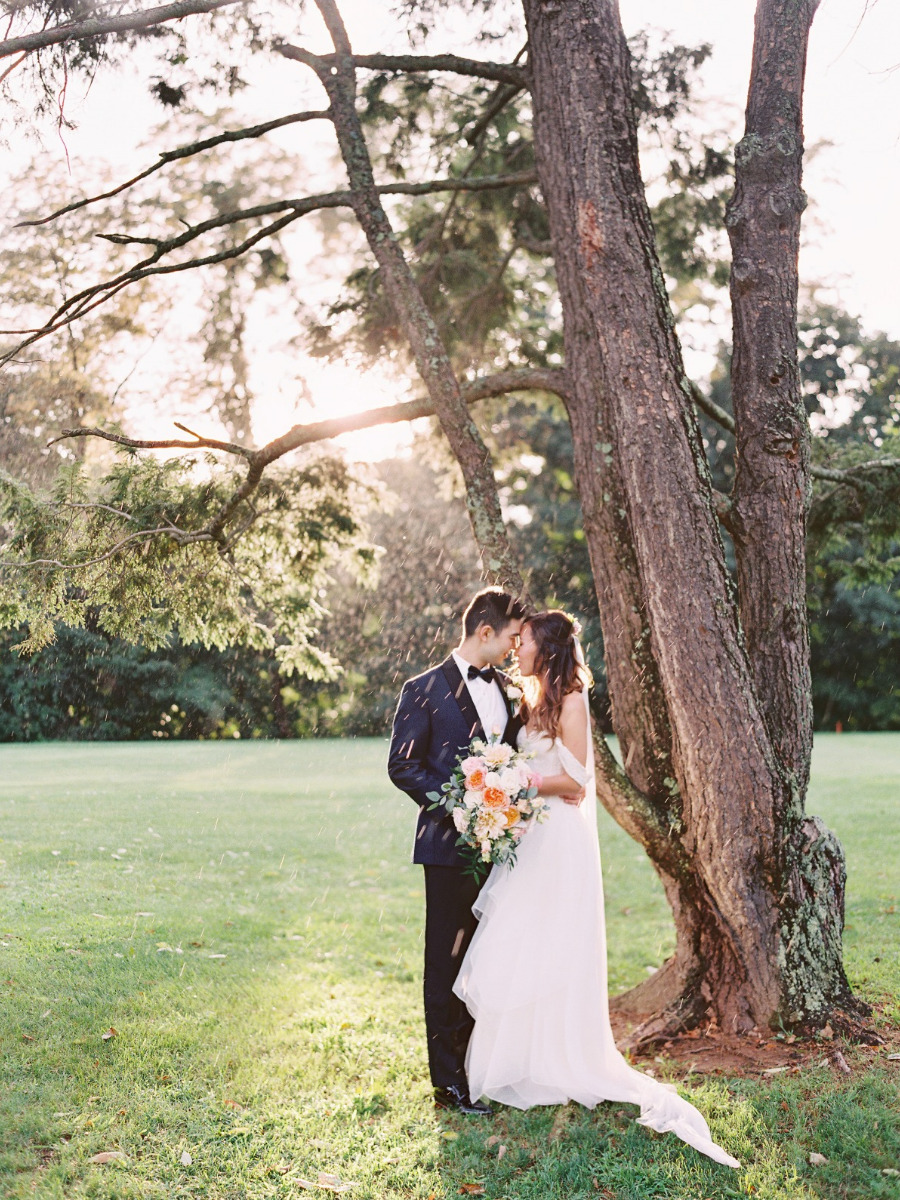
[726,0,817,792]
[522,0,856,1033]
[725,0,857,1028]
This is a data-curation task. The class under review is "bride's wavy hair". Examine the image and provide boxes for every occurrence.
[519,610,592,737]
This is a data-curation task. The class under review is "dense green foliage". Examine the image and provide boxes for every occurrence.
[0,452,374,674]
[1,737,898,1198]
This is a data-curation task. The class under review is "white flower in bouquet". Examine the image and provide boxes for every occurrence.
[499,765,527,793]
[474,809,507,842]
[482,741,513,767]
[463,787,483,810]
[452,806,470,834]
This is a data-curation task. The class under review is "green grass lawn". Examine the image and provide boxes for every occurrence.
[0,734,898,1200]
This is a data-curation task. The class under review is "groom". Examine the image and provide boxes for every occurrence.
[388,587,526,1115]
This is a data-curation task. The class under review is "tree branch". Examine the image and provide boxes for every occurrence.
[689,381,899,489]
[276,46,527,88]
[51,368,571,462]
[6,525,209,571]
[0,0,242,59]
[2,171,537,363]
[690,380,735,434]
[41,368,571,562]
[48,422,252,458]
[808,458,900,550]
[18,110,333,229]
[809,457,900,486]
[464,82,524,145]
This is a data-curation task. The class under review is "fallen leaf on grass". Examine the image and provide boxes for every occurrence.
[887,1053,900,1061]
[484,1136,499,1148]
[882,1169,899,1177]
[223,1099,243,1110]
[88,1151,127,1164]
[458,1187,486,1196]
[101,1028,117,1041]
[762,1066,788,1074]
[497,1144,507,1161]
[831,1050,851,1075]
[295,1180,317,1190]
[809,1153,828,1166]
[180,1151,193,1166]
[317,1173,358,1192]
[440,1130,459,1140]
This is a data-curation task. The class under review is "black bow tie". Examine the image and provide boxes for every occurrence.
[467,664,496,684]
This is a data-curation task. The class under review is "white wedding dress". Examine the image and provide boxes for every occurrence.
[452,694,740,1169]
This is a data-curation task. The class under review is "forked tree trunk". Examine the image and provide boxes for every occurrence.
[523,0,856,1033]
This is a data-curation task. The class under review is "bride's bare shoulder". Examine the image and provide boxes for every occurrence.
[558,690,587,736]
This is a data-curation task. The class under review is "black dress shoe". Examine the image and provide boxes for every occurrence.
[433,1084,494,1116]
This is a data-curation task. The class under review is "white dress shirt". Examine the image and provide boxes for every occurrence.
[452,650,509,739]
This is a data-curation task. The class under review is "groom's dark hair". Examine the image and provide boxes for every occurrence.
[462,588,527,637]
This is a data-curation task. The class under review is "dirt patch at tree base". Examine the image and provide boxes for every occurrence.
[610,1004,900,1079]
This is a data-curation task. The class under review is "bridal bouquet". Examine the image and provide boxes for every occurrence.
[427,734,549,880]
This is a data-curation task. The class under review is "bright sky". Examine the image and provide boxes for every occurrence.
[2,0,898,460]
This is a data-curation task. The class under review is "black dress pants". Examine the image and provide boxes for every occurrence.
[422,864,482,1090]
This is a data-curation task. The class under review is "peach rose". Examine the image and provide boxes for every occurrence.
[464,768,485,791]
[483,786,508,809]
[502,807,520,827]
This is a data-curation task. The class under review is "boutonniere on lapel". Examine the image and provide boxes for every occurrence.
[504,682,524,716]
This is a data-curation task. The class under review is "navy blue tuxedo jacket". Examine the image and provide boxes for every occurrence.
[387,656,522,866]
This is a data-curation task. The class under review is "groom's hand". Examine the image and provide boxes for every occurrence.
[560,787,586,807]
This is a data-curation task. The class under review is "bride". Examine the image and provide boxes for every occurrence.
[452,610,740,1169]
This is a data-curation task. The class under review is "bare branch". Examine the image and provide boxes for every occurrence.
[18,110,332,229]
[690,380,735,434]
[48,423,252,458]
[2,171,537,363]
[46,501,138,520]
[809,457,900,486]
[259,367,573,463]
[275,44,527,88]
[0,0,242,59]
[465,82,524,145]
